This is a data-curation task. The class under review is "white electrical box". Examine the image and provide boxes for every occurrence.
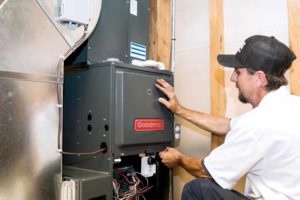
[58,0,90,25]
[141,156,156,177]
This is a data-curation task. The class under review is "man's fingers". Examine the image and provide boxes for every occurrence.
[156,78,167,85]
[156,79,171,88]
[158,98,170,108]
[155,83,173,99]
[155,82,171,91]
[155,83,164,90]
[159,151,164,157]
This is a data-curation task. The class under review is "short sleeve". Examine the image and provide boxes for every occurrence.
[204,116,266,189]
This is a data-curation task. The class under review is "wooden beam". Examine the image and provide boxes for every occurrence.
[149,0,172,70]
[288,0,300,96]
[210,0,226,150]
[210,1,247,193]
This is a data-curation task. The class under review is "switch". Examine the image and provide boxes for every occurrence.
[141,156,156,177]
[174,123,181,146]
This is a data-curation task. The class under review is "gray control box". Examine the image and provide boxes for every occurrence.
[63,166,112,200]
[63,62,174,171]
[89,0,150,64]
[65,0,150,65]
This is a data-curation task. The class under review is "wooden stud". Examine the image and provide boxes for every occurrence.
[149,0,172,70]
[288,0,300,96]
[210,0,226,150]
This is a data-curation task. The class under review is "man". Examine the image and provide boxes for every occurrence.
[156,35,300,200]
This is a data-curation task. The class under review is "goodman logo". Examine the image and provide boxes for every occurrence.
[134,119,164,131]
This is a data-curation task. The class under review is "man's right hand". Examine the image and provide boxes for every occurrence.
[159,147,210,179]
[155,79,182,115]
[159,147,182,168]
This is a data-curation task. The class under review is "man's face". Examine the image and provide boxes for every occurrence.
[230,68,256,104]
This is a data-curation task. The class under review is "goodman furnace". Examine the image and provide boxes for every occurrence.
[63,61,174,199]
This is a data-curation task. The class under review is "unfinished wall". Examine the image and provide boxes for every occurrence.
[173,0,289,199]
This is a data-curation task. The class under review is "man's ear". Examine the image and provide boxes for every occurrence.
[255,71,267,87]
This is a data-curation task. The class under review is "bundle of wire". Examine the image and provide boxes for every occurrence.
[113,167,153,200]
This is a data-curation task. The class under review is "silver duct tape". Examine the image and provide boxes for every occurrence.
[0,71,63,83]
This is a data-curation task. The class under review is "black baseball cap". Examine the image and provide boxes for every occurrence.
[217,35,296,76]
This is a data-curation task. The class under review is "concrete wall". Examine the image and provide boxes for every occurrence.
[173,0,289,199]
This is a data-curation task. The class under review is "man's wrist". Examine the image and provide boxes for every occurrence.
[177,152,184,166]
[174,104,184,116]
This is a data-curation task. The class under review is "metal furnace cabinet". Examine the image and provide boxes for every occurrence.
[63,61,174,199]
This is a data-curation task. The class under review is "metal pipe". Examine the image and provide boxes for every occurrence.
[57,25,89,150]
[0,0,7,8]
[171,0,176,72]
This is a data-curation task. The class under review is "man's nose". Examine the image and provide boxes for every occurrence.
[230,71,237,82]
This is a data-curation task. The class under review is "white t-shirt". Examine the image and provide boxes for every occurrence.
[204,86,300,200]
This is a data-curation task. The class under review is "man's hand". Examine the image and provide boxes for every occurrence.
[159,147,211,179]
[155,79,182,114]
[159,147,182,168]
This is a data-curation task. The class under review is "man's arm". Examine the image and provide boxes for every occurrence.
[159,147,211,178]
[155,79,230,135]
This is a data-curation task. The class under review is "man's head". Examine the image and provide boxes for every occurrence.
[217,35,296,77]
[217,35,296,106]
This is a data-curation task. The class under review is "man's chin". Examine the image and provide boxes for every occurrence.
[238,94,248,104]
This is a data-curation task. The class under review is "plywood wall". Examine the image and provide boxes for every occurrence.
[210,0,226,150]
[288,0,300,96]
[149,0,172,70]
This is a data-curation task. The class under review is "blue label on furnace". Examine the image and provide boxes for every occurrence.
[130,42,146,60]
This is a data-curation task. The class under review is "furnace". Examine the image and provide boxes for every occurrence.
[63,61,174,199]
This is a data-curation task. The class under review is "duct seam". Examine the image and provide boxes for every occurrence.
[0,71,63,83]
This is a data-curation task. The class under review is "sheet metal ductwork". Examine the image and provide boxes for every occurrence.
[0,0,101,199]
